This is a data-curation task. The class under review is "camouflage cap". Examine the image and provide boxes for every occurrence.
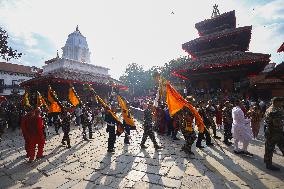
[271,97,284,104]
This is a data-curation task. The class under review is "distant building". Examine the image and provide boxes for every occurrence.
[0,62,40,96]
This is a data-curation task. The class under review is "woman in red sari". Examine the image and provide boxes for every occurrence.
[26,108,45,162]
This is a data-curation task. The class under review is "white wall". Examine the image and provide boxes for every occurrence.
[0,71,34,95]
[43,58,109,76]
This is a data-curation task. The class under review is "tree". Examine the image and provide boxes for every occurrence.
[161,56,188,82]
[119,63,145,96]
[119,57,189,97]
[0,27,22,61]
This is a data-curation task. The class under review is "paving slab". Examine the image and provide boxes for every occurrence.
[0,119,283,189]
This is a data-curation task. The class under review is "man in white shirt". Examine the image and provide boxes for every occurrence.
[232,99,253,156]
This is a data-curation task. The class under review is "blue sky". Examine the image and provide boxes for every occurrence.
[0,0,283,79]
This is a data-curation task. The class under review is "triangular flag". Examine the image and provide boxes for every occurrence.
[47,86,61,113]
[37,91,48,108]
[166,81,204,132]
[22,90,31,107]
[68,87,80,107]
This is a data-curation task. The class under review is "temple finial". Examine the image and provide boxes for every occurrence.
[56,50,59,58]
[76,25,79,31]
[211,4,220,18]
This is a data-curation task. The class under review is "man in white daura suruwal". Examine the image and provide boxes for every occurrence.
[232,99,253,156]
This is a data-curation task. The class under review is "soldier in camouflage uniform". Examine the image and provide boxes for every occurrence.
[180,110,196,155]
[196,100,214,148]
[61,108,71,148]
[264,97,284,171]
[140,101,162,150]
[81,106,93,141]
[222,101,233,145]
[206,100,221,139]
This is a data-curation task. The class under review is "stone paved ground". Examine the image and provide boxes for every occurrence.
[0,120,283,189]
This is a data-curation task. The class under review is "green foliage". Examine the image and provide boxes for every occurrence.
[161,56,188,82]
[119,57,188,97]
[0,27,22,61]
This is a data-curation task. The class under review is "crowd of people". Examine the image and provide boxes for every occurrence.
[0,93,283,171]
[134,95,283,171]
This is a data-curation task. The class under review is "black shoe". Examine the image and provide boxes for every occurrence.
[89,137,93,139]
[67,145,71,149]
[266,164,280,171]
[214,136,221,139]
[206,143,214,146]
[196,144,205,149]
[154,145,163,150]
[107,149,115,153]
[141,145,148,149]
[223,141,232,146]
[234,150,242,154]
[124,141,130,145]
[61,141,66,145]
[243,151,253,156]
[83,137,89,141]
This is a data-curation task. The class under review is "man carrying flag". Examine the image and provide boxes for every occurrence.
[47,86,62,134]
[85,84,124,152]
[166,81,205,155]
[105,103,121,153]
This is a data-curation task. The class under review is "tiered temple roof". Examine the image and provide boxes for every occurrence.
[182,26,252,56]
[174,8,270,81]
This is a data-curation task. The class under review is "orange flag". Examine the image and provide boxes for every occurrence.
[68,87,80,107]
[166,82,204,132]
[37,91,48,108]
[22,90,31,108]
[47,86,61,113]
[117,95,136,129]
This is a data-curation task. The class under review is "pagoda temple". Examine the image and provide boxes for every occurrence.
[172,6,270,97]
[22,26,121,103]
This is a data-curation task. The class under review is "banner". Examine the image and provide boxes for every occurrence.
[22,90,31,107]
[68,87,80,107]
[37,91,48,108]
[117,95,136,130]
[166,82,204,132]
[47,86,61,113]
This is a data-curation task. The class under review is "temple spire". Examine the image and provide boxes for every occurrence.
[56,50,59,58]
[211,4,220,18]
[76,25,79,31]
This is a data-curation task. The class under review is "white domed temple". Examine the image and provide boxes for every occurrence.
[22,26,121,101]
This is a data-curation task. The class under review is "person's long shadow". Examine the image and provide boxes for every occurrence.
[84,144,136,188]
[140,148,164,187]
[196,144,271,189]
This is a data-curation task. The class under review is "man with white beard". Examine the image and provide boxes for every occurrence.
[232,99,253,156]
